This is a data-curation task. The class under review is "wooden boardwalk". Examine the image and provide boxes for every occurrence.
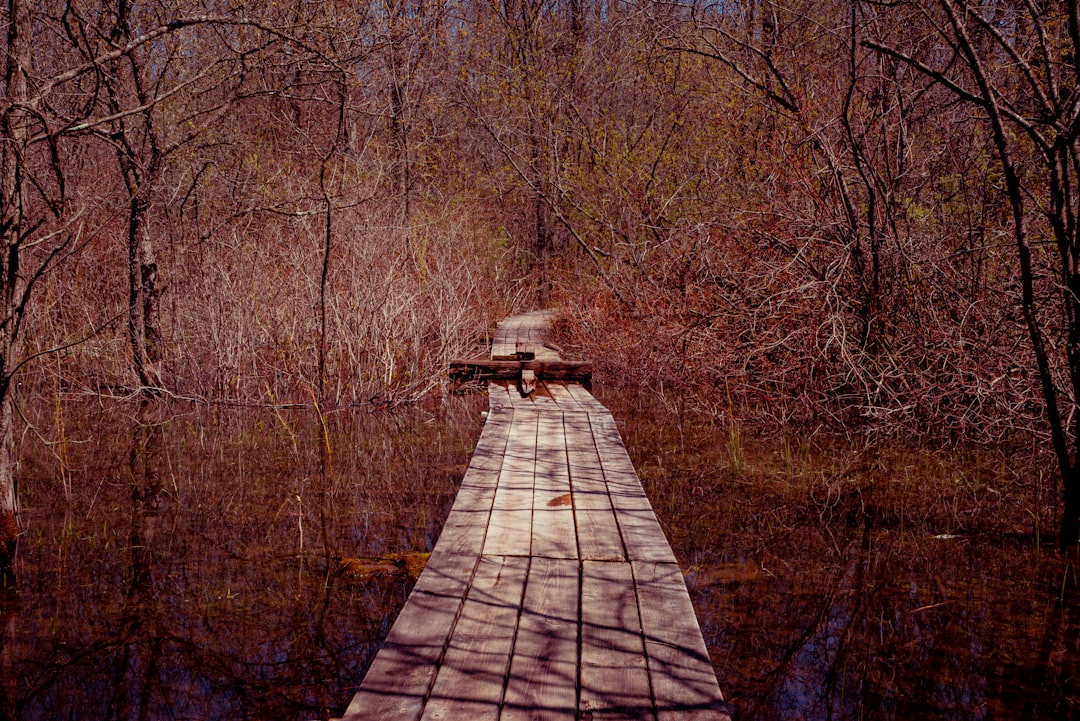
[342,311,731,720]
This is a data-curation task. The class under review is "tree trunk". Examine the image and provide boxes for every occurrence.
[108,2,163,394]
[127,193,163,391]
[0,0,32,574]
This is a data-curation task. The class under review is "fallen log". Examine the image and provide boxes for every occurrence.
[449,359,592,383]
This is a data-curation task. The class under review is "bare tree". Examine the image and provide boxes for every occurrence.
[0,0,68,572]
[0,2,300,572]
[863,0,1080,543]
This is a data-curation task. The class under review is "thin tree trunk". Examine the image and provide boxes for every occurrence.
[317,77,347,404]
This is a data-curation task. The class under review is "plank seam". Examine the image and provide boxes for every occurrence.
[529,411,537,557]
[498,554,533,718]
[575,557,584,719]
[562,411,583,564]
[414,401,515,717]
[585,411,633,563]
[415,553,483,718]
[473,404,514,555]
[628,561,661,720]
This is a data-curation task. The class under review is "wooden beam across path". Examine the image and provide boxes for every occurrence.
[343,309,731,721]
[448,358,593,383]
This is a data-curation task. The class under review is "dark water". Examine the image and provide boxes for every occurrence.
[6,396,484,720]
[4,391,1079,719]
[605,392,1080,721]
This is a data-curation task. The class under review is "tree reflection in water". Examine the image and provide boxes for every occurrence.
[9,389,1080,720]
[609,390,1080,721]
[689,531,1080,720]
[10,396,483,720]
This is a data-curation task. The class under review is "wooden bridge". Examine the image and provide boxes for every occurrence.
[342,311,731,720]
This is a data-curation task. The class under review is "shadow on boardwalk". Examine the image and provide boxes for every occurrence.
[343,311,732,721]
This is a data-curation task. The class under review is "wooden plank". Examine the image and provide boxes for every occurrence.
[483,410,537,556]
[587,414,635,473]
[609,499,676,564]
[491,320,516,360]
[590,414,678,564]
[422,555,528,720]
[543,382,582,411]
[491,316,522,361]
[633,561,732,721]
[565,383,607,413]
[342,553,478,721]
[505,386,528,408]
[531,413,577,559]
[488,382,514,413]
[466,407,513,483]
[491,330,515,360]
[564,411,624,562]
[430,407,510,558]
[428,484,493,561]
[504,384,555,411]
[502,557,579,721]
[504,383,528,408]
[525,392,559,412]
[532,346,561,362]
[580,560,654,720]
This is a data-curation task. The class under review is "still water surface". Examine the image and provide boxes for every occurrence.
[609,392,1078,721]
[5,392,1078,719]
[9,396,482,720]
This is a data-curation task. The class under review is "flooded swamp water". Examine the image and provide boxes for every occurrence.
[2,390,1078,720]
[602,390,1080,721]
[5,395,485,720]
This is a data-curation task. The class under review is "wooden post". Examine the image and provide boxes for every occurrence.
[519,369,536,396]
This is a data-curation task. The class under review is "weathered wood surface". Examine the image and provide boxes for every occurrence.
[490,309,562,362]
[343,310,731,721]
[449,359,593,382]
